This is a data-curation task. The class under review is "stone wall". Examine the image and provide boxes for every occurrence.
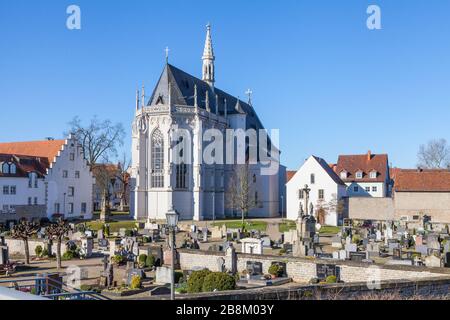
[5,238,68,257]
[0,205,47,224]
[347,197,394,221]
[178,249,449,283]
[177,277,450,300]
[395,192,450,223]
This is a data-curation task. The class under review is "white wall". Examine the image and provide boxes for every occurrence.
[287,156,346,226]
[0,176,45,213]
[45,136,94,220]
[345,182,385,198]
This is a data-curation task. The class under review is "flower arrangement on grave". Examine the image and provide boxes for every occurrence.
[130,275,142,289]
[268,264,284,278]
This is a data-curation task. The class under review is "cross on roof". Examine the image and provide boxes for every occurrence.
[245,89,253,105]
[165,47,170,63]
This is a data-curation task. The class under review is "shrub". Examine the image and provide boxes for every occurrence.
[35,245,43,257]
[112,255,124,265]
[138,254,147,268]
[130,275,142,289]
[62,251,74,261]
[352,234,361,244]
[146,255,155,268]
[41,248,49,257]
[187,269,212,293]
[202,272,236,292]
[325,275,337,284]
[268,264,284,277]
[176,282,188,294]
[125,229,134,237]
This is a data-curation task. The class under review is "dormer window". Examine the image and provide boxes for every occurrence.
[356,171,363,179]
[9,163,16,174]
[370,171,377,179]
[1,163,9,174]
[340,171,347,179]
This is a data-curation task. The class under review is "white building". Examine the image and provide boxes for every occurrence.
[130,25,283,221]
[0,136,94,222]
[333,151,390,198]
[286,156,347,226]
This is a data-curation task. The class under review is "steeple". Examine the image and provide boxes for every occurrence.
[202,23,215,87]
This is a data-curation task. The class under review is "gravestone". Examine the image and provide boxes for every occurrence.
[415,245,429,256]
[119,228,126,237]
[424,255,441,268]
[98,239,109,251]
[393,248,402,260]
[415,235,423,246]
[97,229,104,240]
[345,243,357,256]
[316,264,340,281]
[0,236,8,265]
[261,236,271,248]
[241,238,263,255]
[388,242,400,255]
[124,268,146,286]
[211,227,223,239]
[80,237,93,258]
[331,235,342,248]
[349,252,366,262]
[155,266,173,284]
[246,261,263,275]
[376,230,382,242]
[427,235,441,251]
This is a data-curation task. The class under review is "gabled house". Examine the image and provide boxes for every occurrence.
[334,151,390,197]
[287,156,347,226]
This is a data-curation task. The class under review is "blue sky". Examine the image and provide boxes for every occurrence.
[1,0,449,170]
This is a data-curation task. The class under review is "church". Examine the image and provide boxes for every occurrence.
[130,25,285,221]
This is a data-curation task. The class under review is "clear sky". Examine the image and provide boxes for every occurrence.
[1,0,449,170]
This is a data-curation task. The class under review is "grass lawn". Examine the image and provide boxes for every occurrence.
[278,220,297,233]
[319,225,341,234]
[93,211,131,217]
[212,220,268,231]
[82,220,140,232]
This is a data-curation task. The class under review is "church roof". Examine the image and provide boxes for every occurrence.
[148,64,265,130]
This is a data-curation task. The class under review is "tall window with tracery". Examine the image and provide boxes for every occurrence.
[151,129,164,188]
[176,163,187,189]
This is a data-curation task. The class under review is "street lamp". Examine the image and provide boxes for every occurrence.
[166,206,179,301]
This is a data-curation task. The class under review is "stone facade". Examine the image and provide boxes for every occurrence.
[347,197,395,221]
[394,191,450,223]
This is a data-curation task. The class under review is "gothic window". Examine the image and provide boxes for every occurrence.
[151,129,164,188]
[176,163,187,189]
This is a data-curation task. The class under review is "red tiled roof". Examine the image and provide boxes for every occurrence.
[335,151,389,183]
[0,154,48,177]
[286,170,296,183]
[394,169,450,192]
[0,140,66,165]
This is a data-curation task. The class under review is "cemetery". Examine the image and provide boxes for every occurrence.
[2,212,450,300]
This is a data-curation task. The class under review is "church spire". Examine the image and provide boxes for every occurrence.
[202,23,215,87]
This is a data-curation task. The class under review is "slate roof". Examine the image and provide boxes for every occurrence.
[0,154,48,177]
[394,169,450,192]
[335,152,389,183]
[312,156,346,186]
[148,64,265,131]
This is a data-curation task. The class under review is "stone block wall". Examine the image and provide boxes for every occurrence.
[5,238,68,257]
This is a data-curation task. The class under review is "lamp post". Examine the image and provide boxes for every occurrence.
[166,206,179,301]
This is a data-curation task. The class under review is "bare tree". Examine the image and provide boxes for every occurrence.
[227,164,256,228]
[67,116,125,166]
[92,163,117,221]
[417,138,450,169]
[45,219,71,270]
[116,153,131,212]
[11,220,40,265]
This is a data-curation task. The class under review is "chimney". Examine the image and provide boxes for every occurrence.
[367,150,372,161]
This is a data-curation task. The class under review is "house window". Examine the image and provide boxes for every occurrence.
[372,186,378,192]
[176,163,187,189]
[2,205,8,212]
[318,189,324,200]
[365,187,370,192]
[353,186,359,193]
[69,153,75,161]
[68,203,74,214]
[310,174,315,184]
[151,129,165,188]
[75,171,80,179]
[34,197,38,205]
[63,170,68,178]
[10,186,16,195]
[340,171,347,179]
[68,187,75,197]
[370,171,377,179]
[81,202,87,214]
[298,190,304,199]
[3,186,9,195]
[54,203,60,214]
[9,164,16,174]
[28,197,32,205]
[356,171,363,179]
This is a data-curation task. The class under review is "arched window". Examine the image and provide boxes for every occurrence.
[9,163,16,174]
[151,129,164,188]
[2,163,9,174]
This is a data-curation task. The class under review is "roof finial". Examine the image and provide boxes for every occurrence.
[202,23,215,87]
[165,47,170,64]
[136,89,140,111]
[245,89,253,106]
[194,84,198,109]
[141,84,145,108]
[215,94,219,115]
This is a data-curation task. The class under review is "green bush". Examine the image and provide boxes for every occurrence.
[325,275,337,284]
[138,254,147,268]
[35,245,43,257]
[202,272,236,292]
[146,255,155,268]
[352,234,361,244]
[268,264,284,277]
[42,248,49,257]
[125,229,134,237]
[62,251,74,261]
[176,282,188,294]
[112,255,124,265]
[187,269,212,293]
[130,275,142,289]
